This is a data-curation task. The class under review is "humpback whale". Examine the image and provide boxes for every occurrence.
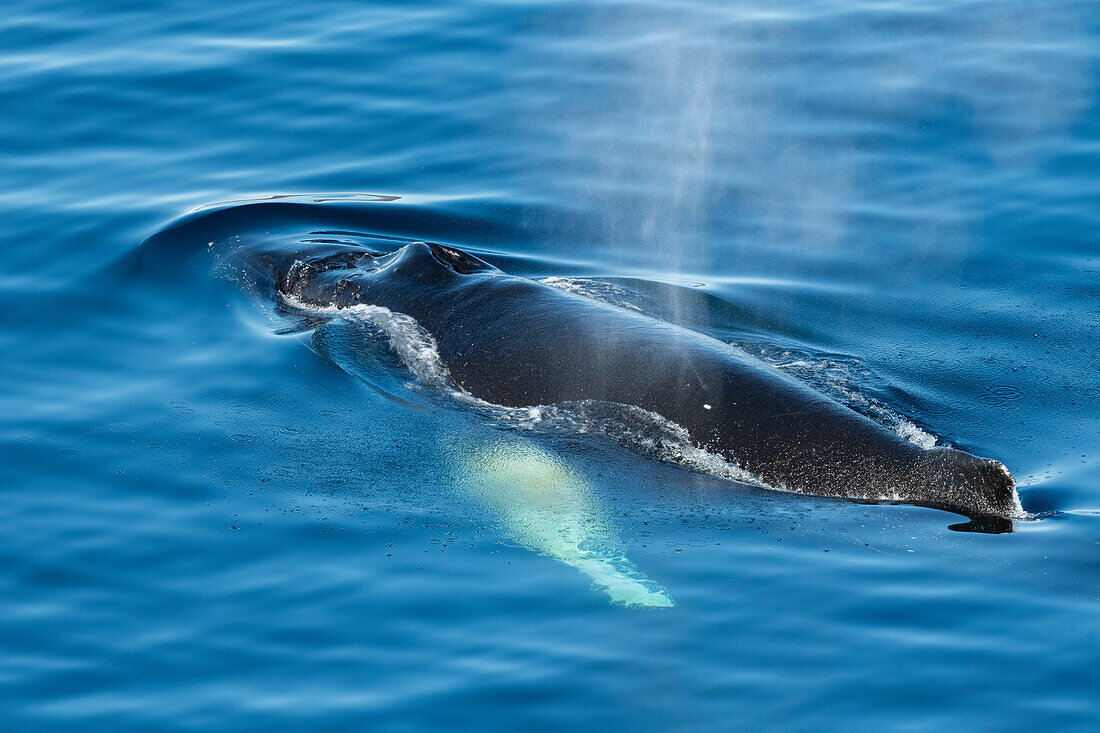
[224,235,1019,522]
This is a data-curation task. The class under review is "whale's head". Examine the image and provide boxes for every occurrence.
[918,446,1020,522]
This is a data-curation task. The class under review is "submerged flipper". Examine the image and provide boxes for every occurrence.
[454,437,674,608]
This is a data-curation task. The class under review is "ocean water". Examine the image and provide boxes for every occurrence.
[2,0,1099,729]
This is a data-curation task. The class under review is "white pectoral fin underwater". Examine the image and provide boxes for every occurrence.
[455,437,674,608]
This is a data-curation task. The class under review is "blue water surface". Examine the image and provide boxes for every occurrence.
[1,0,1098,729]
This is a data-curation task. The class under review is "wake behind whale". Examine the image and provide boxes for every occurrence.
[138,197,1022,529]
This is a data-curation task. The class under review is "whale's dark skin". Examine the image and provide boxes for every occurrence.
[230,237,1018,521]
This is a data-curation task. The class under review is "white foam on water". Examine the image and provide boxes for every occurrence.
[281,294,468,397]
[499,401,762,486]
[540,277,645,312]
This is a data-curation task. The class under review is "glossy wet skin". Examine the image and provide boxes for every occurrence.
[233,239,1019,523]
